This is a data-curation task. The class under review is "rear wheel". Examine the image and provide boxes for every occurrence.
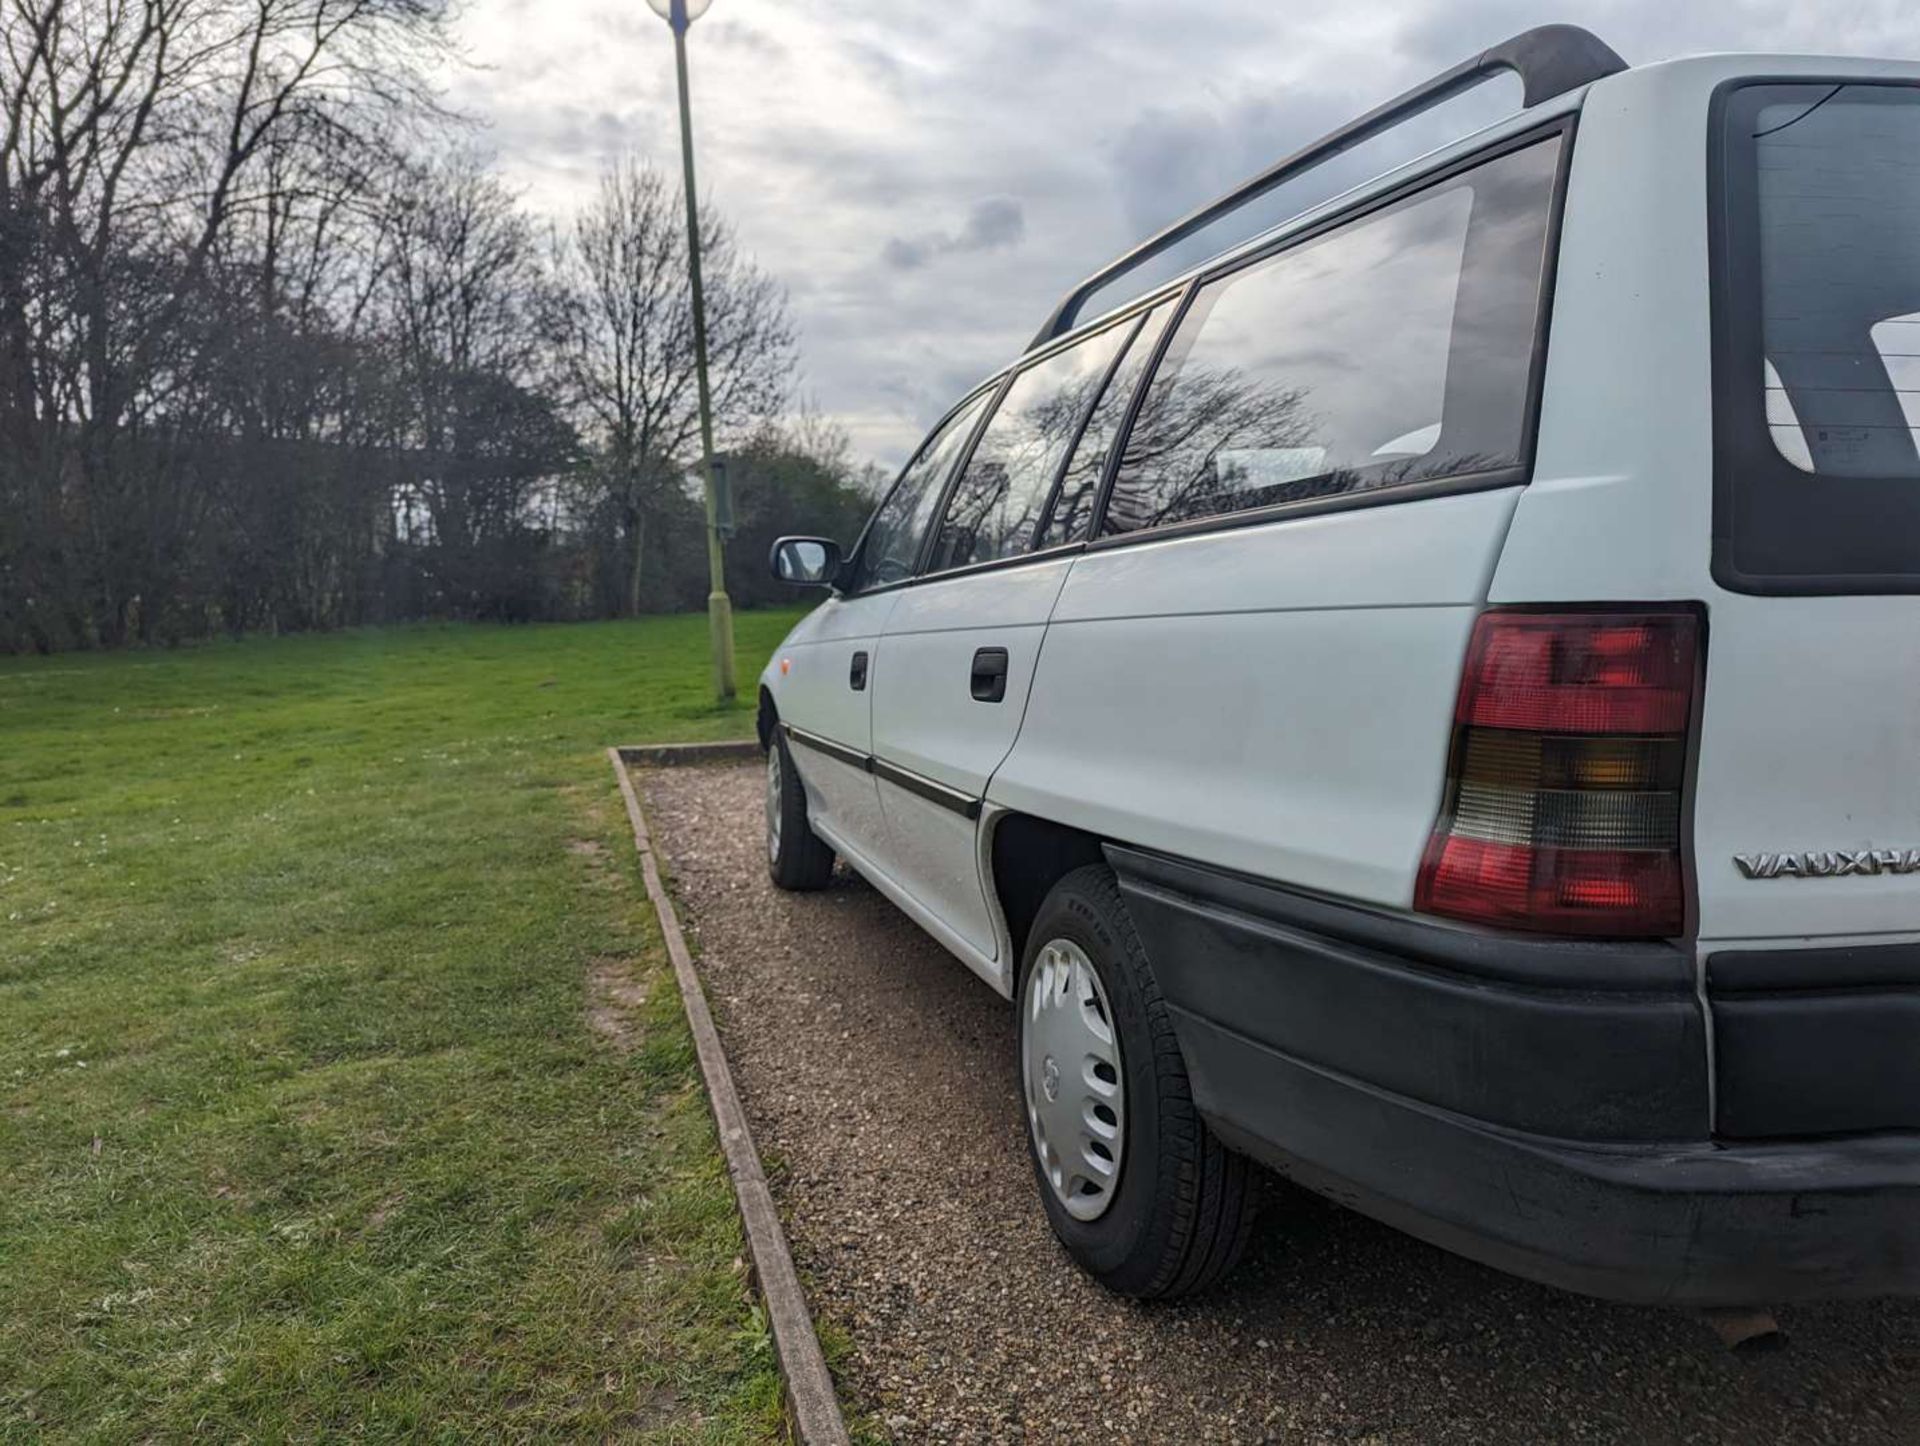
[1017,864,1254,1298]
[765,730,835,891]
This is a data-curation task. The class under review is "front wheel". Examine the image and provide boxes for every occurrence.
[765,729,835,891]
[1017,864,1254,1298]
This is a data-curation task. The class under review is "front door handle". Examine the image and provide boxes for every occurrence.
[970,647,1009,703]
[849,650,869,691]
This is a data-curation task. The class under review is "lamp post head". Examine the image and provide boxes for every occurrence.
[645,0,711,33]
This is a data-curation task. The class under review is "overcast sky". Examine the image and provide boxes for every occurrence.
[442,0,1920,472]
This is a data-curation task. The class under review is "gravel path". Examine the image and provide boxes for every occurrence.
[643,762,1920,1445]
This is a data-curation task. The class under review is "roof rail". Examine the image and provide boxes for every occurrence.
[1030,23,1627,349]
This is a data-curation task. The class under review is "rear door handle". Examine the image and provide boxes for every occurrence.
[849,650,869,691]
[970,647,1009,703]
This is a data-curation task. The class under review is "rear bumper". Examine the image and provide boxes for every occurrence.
[1109,845,1920,1304]
[1710,942,1920,1137]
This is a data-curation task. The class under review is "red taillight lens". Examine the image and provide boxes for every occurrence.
[1454,613,1697,733]
[1415,610,1700,938]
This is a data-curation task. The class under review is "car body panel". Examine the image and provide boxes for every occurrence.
[763,592,897,858]
[871,557,1075,962]
[989,487,1519,905]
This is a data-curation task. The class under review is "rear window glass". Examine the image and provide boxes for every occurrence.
[1715,82,1920,590]
[925,318,1133,573]
[1102,136,1561,537]
[1035,296,1181,549]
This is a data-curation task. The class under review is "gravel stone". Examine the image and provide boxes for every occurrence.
[644,762,1920,1445]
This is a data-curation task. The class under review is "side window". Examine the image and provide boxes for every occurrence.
[1037,296,1181,548]
[924,320,1133,573]
[847,389,993,592]
[1102,136,1561,537]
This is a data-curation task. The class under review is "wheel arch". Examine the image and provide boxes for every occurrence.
[987,811,1111,968]
[756,685,778,752]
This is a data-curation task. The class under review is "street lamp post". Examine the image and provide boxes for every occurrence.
[645,0,735,703]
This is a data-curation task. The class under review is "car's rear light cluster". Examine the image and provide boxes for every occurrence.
[1415,610,1701,938]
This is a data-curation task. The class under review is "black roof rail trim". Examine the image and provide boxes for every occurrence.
[1030,23,1626,349]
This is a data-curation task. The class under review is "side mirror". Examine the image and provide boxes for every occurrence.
[769,536,842,588]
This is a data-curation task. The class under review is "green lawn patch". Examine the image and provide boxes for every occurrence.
[0,613,806,1442]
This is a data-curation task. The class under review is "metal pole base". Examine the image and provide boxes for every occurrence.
[707,590,737,703]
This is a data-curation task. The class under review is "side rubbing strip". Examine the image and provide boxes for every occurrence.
[781,723,984,820]
[871,757,983,820]
[782,723,869,772]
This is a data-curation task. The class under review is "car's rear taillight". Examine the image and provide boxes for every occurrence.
[1415,609,1701,938]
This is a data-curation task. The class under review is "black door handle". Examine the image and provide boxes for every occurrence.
[970,647,1009,703]
[849,650,868,690]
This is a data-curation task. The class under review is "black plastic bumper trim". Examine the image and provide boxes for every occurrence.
[1106,843,1920,1299]
[1179,1010,1920,1305]
[1708,940,1920,994]
[1106,844,1695,993]
[1107,846,1705,1139]
[1707,942,1920,1138]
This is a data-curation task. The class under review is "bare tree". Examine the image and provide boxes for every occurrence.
[375,149,574,615]
[0,11,852,652]
[0,0,449,646]
[551,155,795,617]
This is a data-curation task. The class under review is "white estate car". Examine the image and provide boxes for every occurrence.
[756,26,1920,1304]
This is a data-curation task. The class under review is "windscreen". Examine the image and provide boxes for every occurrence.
[1715,82,1920,590]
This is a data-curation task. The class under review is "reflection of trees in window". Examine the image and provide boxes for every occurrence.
[1040,300,1180,548]
[1098,140,1560,538]
[930,358,1114,570]
[1042,437,1111,548]
[1105,364,1315,533]
[854,390,991,590]
[1108,354,1514,532]
[929,460,1004,571]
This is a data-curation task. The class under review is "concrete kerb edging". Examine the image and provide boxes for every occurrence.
[606,745,851,1446]
[618,740,762,769]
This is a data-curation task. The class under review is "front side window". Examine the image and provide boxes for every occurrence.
[1715,82,1920,589]
[846,389,993,592]
[1103,136,1561,536]
[925,319,1133,572]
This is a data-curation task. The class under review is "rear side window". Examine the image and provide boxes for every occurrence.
[848,389,992,592]
[1102,136,1562,537]
[925,319,1133,573]
[1035,296,1181,549]
[1713,82,1920,591]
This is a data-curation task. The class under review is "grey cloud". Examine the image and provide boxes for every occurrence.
[755,129,922,208]
[841,37,913,95]
[965,198,1024,247]
[883,197,1026,270]
[709,19,787,61]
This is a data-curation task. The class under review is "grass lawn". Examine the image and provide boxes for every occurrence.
[0,611,808,1442]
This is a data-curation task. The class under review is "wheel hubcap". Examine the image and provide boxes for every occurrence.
[765,746,783,863]
[1023,938,1124,1221]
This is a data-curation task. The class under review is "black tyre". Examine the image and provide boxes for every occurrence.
[765,729,835,891]
[1016,863,1254,1298]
